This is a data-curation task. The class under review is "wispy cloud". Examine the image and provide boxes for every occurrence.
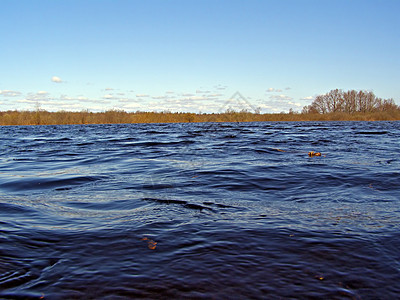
[78,98,110,104]
[120,102,143,110]
[300,96,314,101]
[3,83,304,113]
[23,91,52,101]
[60,95,92,102]
[16,91,53,108]
[214,84,227,90]
[151,95,169,100]
[16,99,33,104]
[260,99,301,112]
[45,102,83,111]
[0,90,22,97]
[269,94,293,101]
[266,88,283,93]
[288,101,301,107]
[182,95,209,101]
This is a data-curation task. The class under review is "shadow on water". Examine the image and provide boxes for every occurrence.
[1,225,399,299]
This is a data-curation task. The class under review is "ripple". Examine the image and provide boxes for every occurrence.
[0,122,399,298]
[0,175,108,192]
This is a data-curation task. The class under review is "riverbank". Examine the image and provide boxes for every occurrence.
[1,109,400,125]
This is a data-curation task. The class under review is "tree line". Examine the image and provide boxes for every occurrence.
[0,110,288,126]
[0,89,399,125]
[302,89,399,114]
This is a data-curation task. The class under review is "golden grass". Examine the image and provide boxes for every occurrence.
[0,109,399,126]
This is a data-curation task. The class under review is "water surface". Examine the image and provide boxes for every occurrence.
[0,122,399,299]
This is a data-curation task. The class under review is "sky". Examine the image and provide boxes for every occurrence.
[1,0,399,113]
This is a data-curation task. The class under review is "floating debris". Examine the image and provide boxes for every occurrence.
[273,148,325,157]
[141,237,157,250]
[308,151,322,157]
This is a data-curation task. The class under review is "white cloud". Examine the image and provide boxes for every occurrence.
[17,99,51,104]
[257,93,304,113]
[59,94,108,104]
[79,98,110,104]
[1,85,305,114]
[300,96,314,100]
[288,101,301,107]
[16,99,34,104]
[269,94,293,101]
[45,102,83,111]
[135,93,228,113]
[121,102,144,109]
[152,96,168,100]
[22,91,52,102]
[51,76,63,83]
[266,88,283,93]
[0,90,21,97]
[258,103,273,109]
[182,95,209,101]
[60,95,74,100]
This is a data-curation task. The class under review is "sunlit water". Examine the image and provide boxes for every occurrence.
[0,121,399,299]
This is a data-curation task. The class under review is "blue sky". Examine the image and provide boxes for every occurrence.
[1,0,399,113]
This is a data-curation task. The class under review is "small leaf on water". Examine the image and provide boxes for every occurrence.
[141,236,157,249]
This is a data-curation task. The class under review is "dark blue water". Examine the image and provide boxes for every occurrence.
[0,121,399,299]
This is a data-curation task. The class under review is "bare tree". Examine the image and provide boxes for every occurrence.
[303,89,399,114]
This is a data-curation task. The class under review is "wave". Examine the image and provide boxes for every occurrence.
[0,175,107,192]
